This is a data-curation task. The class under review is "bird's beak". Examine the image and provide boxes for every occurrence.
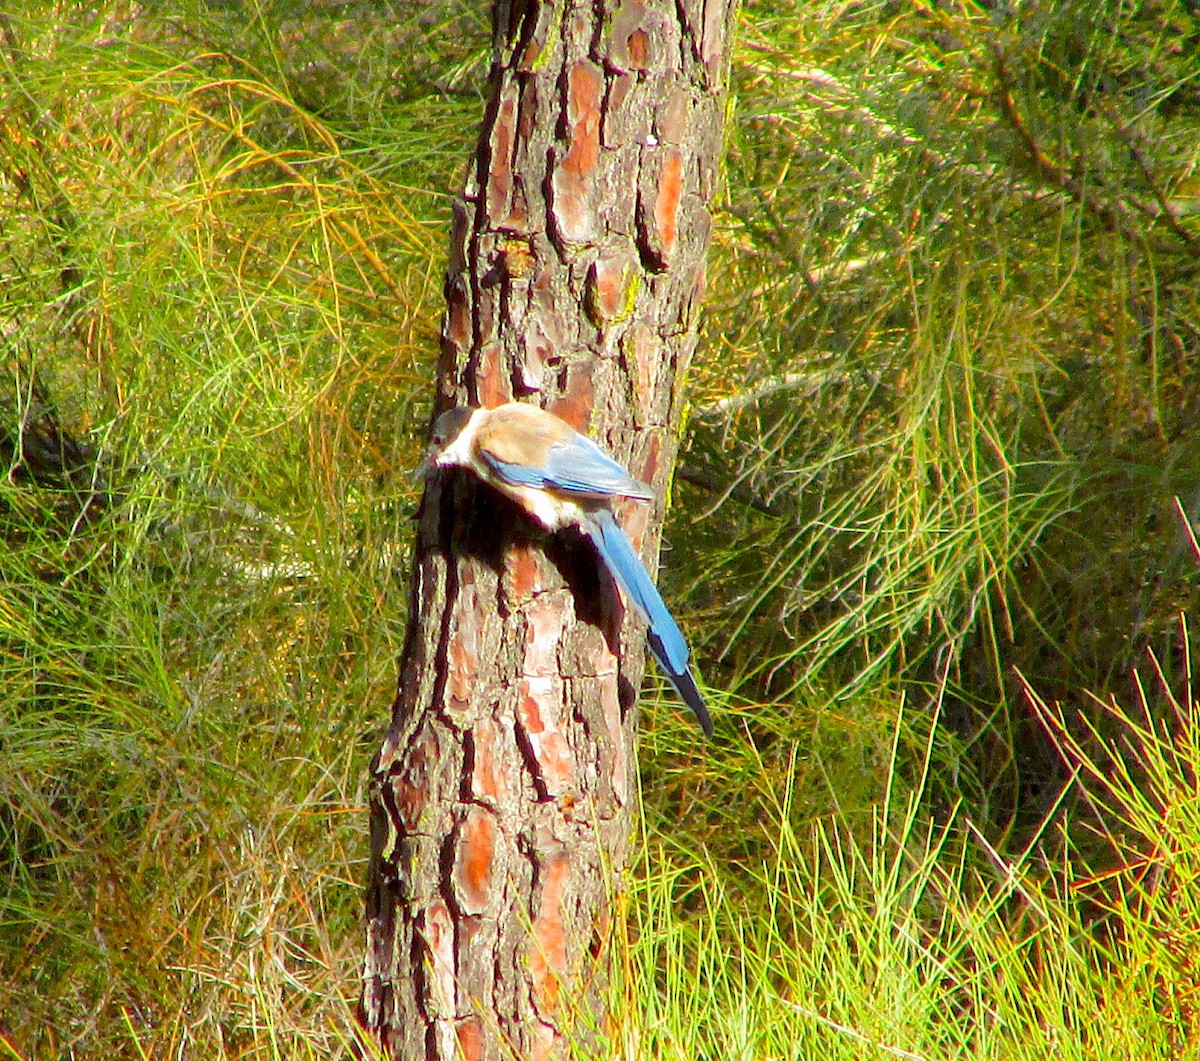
[413,448,436,482]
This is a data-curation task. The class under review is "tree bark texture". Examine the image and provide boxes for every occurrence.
[360,1,734,1058]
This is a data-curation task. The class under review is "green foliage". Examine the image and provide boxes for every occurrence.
[0,0,1198,1058]
[679,0,1200,826]
[619,667,1200,1057]
[0,2,477,1053]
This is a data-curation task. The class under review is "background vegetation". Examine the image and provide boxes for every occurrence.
[1,0,1198,1056]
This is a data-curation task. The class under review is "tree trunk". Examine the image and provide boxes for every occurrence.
[359,1,734,1057]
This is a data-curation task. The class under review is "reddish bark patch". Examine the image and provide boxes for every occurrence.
[550,365,595,431]
[507,542,543,603]
[443,282,470,354]
[622,499,651,552]
[517,78,539,142]
[502,177,530,233]
[591,259,624,321]
[565,64,602,172]
[628,29,649,68]
[485,86,517,225]
[586,255,636,326]
[518,677,574,796]
[519,268,563,392]
[529,851,570,1016]
[518,328,548,393]
[394,731,438,832]
[610,1,649,71]
[551,60,603,243]
[518,598,574,794]
[469,718,502,803]
[654,147,683,262]
[456,1018,484,1061]
[519,35,542,72]
[476,343,507,408]
[423,898,457,1014]
[454,806,497,915]
[626,324,658,414]
[641,430,663,487]
[447,590,481,710]
[524,595,563,676]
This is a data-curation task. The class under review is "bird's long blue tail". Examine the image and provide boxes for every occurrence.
[583,509,713,736]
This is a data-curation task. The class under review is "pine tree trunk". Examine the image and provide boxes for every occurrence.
[359,2,734,1057]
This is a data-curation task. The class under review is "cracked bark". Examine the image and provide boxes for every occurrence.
[359,1,734,1058]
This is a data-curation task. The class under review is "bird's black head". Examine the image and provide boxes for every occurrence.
[428,406,474,451]
[415,405,477,481]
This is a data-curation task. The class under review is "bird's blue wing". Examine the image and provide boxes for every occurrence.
[483,432,654,501]
[583,508,712,735]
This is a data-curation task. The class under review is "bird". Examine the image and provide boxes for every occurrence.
[419,401,712,736]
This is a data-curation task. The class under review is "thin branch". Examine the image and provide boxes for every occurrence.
[1099,96,1198,250]
[990,47,1189,253]
[675,463,785,519]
